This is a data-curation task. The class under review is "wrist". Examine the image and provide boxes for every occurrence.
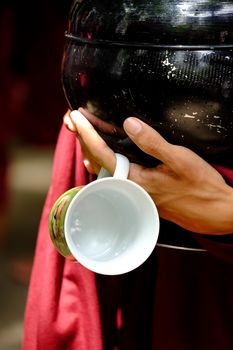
[200,183,233,235]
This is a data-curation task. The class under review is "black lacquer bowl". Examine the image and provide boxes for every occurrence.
[62,0,233,166]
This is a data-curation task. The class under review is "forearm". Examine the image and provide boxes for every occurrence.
[155,180,233,235]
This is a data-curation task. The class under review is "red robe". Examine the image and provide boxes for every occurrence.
[22,124,233,350]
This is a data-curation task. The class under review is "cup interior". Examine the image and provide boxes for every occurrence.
[64,178,159,275]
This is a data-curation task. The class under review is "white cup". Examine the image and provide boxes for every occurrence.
[62,153,160,275]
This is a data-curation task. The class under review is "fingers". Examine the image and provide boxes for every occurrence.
[66,110,199,181]
[70,110,116,174]
[123,117,201,174]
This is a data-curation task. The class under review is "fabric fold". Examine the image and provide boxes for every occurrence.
[22,124,103,350]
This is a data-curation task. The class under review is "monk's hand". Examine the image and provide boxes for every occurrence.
[65,110,233,234]
[123,117,233,234]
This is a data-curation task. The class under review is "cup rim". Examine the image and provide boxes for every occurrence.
[64,177,160,275]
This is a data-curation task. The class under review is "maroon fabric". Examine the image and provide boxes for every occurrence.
[151,246,233,350]
[22,125,103,350]
[22,125,233,350]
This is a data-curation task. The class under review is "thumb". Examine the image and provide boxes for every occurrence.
[123,117,213,176]
[123,117,176,166]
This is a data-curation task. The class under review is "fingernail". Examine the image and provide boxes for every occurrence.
[124,117,142,135]
[70,110,80,122]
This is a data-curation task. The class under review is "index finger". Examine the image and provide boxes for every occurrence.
[70,110,116,174]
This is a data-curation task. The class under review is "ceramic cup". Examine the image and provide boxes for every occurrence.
[49,153,160,275]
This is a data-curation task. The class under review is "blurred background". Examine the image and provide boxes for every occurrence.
[0,0,72,348]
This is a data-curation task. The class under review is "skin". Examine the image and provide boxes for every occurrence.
[63,108,233,235]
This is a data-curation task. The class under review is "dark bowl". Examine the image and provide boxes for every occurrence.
[61,0,233,166]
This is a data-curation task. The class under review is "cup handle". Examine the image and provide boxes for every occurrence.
[97,153,129,180]
[97,166,112,179]
[113,153,130,179]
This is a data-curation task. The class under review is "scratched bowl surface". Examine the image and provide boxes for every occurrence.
[62,0,233,166]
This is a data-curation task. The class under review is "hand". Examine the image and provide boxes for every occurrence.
[64,109,233,235]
